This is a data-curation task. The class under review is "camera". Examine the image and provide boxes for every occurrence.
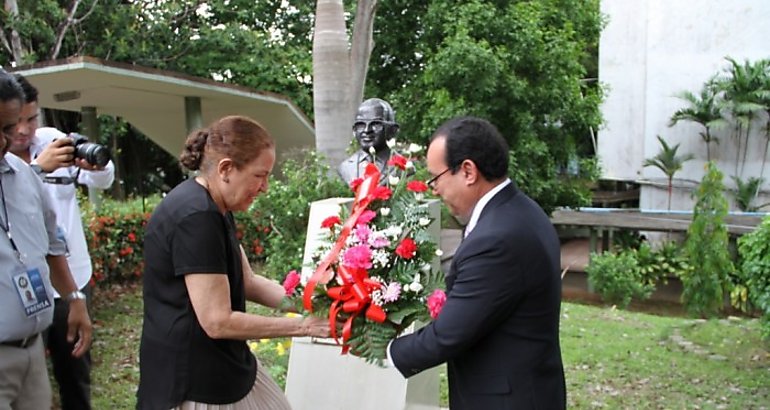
[67,133,111,167]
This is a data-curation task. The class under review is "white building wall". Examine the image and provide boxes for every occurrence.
[598,0,770,211]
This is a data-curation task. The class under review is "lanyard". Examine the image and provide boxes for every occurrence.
[0,176,24,264]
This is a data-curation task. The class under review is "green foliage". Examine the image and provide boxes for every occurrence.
[682,162,735,317]
[738,215,770,339]
[586,251,653,309]
[249,150,349,281]
[508,134,600,214]
[669,77,728,162]
[643,135,695,211]
[731,176,764,212]
[379,0,604,212]
[635,241,694,287]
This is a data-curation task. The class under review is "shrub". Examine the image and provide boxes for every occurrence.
[682,162,735,318]
[635,241,693,287]
[249,149,349,281]
[83,196,158,284]
[586,250,653,309]
[737,215,770,339]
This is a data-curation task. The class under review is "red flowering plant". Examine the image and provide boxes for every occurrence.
[282,141,445,365]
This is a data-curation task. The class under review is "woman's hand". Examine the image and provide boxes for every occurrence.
[302,316,331,338]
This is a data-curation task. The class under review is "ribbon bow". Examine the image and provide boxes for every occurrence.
[327,265,387,353]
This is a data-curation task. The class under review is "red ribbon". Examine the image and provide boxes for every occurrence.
[302,164,385,353]
[326,266,386,353]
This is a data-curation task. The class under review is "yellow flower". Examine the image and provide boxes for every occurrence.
[285,312,300,318]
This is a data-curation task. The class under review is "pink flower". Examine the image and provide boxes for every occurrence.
[407,180,429,193]
[382,282,402,303]
[427,289,447,319]
[356,210,377,225]
[370,234,390,249]
[282,270,301,296]
[354,224,372,243]
[343,245,373,270]
[321,215,341,228]
[395,238,418,259]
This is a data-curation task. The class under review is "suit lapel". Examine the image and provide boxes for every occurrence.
[444,184,519,292]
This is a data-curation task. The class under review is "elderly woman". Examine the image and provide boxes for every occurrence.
[137,115,329,410]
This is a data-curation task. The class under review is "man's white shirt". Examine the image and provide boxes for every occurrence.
[29,127,115,296]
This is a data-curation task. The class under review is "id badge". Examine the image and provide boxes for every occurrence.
[12,267,52,317]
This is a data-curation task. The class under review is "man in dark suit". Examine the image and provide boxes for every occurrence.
[388,116,566,409]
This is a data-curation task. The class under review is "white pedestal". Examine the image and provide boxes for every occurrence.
[284,197,441,410]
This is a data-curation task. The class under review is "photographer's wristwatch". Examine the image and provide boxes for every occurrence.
[64,290,87,302]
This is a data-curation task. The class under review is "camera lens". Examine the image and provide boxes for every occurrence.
[74,142,111,167]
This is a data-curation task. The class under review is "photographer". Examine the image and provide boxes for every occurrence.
[9,74,113,410]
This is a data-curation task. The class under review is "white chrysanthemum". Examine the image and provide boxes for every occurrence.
[408,143,422,154]
[435,249,444,257]
[419,217,431,226]
[408,282,423,293]
[406,160,415,169]
[382,225,403,239]
[386,138,397,149]
[380,207,391,216]
[369,146,377,155]
[388,175,400,186]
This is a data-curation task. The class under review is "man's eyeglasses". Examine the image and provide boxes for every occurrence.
[426,168,452,189]
[352,120,392,134]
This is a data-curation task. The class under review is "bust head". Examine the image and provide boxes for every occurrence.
[352,98,399,154]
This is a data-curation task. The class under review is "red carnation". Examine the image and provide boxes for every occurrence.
[395,238,418,259]
[387,154,408,170]
[406,180,429,193]
[127,232,137,242]
[321,215,342,228]
[372,186,392,201]
[349,178,364,192]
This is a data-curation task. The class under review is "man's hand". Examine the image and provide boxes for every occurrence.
[74,158,105,171]
[34,137,75,172]
[66,299,92,358]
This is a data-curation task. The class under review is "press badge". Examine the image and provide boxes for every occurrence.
[12,268,52,317]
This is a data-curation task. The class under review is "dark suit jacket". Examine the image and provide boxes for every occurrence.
[390,184,566,409]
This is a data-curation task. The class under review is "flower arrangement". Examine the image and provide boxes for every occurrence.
[282,142,446,365]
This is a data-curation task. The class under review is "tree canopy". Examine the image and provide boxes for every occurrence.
[2,0,605,210]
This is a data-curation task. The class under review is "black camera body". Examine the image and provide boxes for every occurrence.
[68,133,110,167]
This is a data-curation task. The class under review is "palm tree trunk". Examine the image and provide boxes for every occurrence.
[758,123,770,199]
[740,118,753,179]
[313,0,354,169]
[667,177,673,211]
[705,128,712,162]
[313,0,378,171]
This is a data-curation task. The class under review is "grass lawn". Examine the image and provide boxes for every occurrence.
[77,282,769,409]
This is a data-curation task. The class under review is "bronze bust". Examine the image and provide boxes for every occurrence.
[337,98,400,184]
